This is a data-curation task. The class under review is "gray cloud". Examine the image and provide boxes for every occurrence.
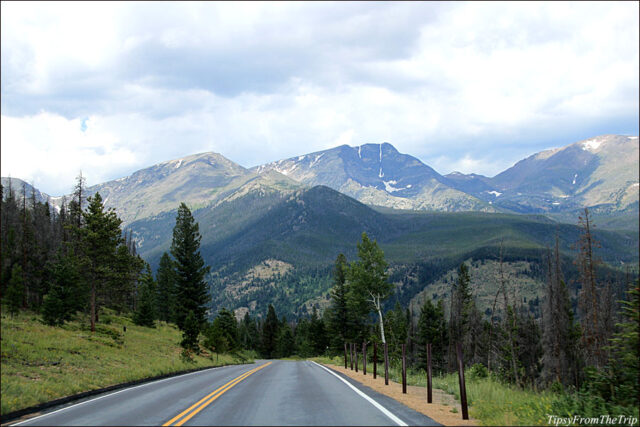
[1,1,638,195]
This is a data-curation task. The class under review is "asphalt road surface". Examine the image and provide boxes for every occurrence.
[12,360,440,426]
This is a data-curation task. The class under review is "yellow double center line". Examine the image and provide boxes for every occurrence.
[163,362,272,426]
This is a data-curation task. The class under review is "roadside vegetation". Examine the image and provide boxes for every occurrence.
[315,356,638,426]
[1,309,255,416]
[2,176,637,426]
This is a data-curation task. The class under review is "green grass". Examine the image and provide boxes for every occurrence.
[0,309,254,416]
[315,355,639,426]
[431,372,555,426]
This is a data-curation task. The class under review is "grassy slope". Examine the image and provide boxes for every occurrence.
[314,356,639,426]
[1,310,254,416]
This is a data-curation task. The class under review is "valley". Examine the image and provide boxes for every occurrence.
[2,134,637,321]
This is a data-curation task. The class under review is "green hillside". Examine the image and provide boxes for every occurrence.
[129,185,637,319]
[0,310,254,416]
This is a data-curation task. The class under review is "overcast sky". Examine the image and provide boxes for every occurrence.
[2,1,638,196]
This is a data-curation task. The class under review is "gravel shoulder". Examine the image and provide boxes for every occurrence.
[322,363,477,426]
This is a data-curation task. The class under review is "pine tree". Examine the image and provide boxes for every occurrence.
[134,264,157,328]
[449,262,473,367]
[81,192,123,332]
[347,232,393,344]
[238,312,259,350]
[211,307,238,350]
[181,310,200,352]
[70,172,86,228]
[326,253,351,352]
[5,264,24,316]
[386,301,408,359]
[276,319,295,358]
[110,244,143,314]
[171,203,210,331]
[1,182,21,295]
[41,253,83,326]
[309,307,328,355]
[604,279,639,406]
[542,238,582,388]
[262,304,279,358]
[204,321,228,359]
[417,299,448,372]
[156,252,176,323]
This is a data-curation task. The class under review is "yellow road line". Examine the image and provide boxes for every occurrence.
[163,362,271,426]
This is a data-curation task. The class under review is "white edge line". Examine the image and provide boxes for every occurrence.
[10,365,231,426]
[311,361,408,427]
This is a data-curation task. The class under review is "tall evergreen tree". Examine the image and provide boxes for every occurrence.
[41,253,84,326]
[1,182,20,295]
[204,320,228,359]
[81,192,123,332]
[181,310,200,352]
[386,301,408,359]
[211,307,238,350]
[5,264,24,316]
[171,203,210,330]
[238,312,259,350]
[110,244,143,314]
[417,299,448,372]
[262,304,279,358]
[542,238,582,387]
[156,252,176,323]
[134,264,157,328]
[603,279,639,406]
[449,262,474,367]
[276,318,295,358]
[326,253,351,352]
[309,307,328,355]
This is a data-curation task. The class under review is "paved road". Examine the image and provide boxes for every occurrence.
[12,360,440,426]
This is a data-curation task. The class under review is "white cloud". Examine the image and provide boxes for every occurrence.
[1,2,638,194]
[1,112,138,195]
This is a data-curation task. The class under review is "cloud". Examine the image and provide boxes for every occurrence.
[1,112,138,195]
[1,2,638,194]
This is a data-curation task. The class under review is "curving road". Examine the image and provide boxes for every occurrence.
[12,360,440,426]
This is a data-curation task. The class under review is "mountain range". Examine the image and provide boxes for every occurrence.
[2,134,638,318]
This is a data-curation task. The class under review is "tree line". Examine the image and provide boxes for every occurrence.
[319,214,638,414]
[0,177,211,354]
[2,175,145,328]
[2,178,636,412]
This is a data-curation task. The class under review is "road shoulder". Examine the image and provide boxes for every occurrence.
[320,363,477,426]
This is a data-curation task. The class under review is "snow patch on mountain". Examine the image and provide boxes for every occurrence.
[175,159,183,168]
[487,191,502,197]
[573,174,578,185]
[582,139,602,152]
[275,163,297,176]
[309,154,324,168]
[628,136,638,140]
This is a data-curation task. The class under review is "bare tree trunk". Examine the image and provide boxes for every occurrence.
[377,305,386,344]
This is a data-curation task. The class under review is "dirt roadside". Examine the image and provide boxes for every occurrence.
[322,364,477,426]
